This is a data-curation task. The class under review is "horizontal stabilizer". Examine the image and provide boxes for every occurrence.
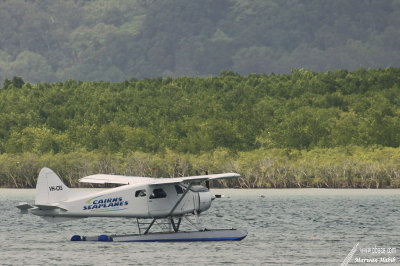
[36,204,66,211]
[16,202,34,211]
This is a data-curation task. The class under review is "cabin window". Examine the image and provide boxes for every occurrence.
[135,189,146,197]
[175,185,184,194]
[149,188,167,199]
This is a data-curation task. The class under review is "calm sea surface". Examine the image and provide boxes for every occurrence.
[1,189,399,265]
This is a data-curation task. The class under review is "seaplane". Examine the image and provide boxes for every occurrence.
[17,167,247,242]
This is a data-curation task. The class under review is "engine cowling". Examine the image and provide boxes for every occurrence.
[198,191,212,213]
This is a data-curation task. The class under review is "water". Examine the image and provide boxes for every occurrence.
[1,189,399,265]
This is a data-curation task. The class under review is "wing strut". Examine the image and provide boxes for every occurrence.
[167,183,193,217]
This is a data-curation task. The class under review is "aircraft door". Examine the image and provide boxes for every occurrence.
[133,187,149,217]
[148,186,173,217]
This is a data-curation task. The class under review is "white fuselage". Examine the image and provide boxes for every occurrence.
[31,183,212,219]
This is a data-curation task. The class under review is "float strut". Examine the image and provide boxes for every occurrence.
[170,217,182,232]
[144,218,156,235]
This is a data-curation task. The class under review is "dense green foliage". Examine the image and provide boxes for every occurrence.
[1,68,400,188]
[2,68,400,154]
[1,0,400,83]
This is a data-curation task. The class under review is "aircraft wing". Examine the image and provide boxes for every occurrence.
[149,176,209,186]
[78,175,207,186]
[190,173,241,181]
[146,173,241,186]
[79,173,240,186]
[79,174,153,185]
[149,173,240,185]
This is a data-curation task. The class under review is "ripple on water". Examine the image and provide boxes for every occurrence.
[1,189,400,265]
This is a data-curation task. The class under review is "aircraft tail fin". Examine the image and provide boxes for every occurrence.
[35,167,70,205]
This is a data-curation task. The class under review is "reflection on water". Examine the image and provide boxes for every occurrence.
[1,189,399,265]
